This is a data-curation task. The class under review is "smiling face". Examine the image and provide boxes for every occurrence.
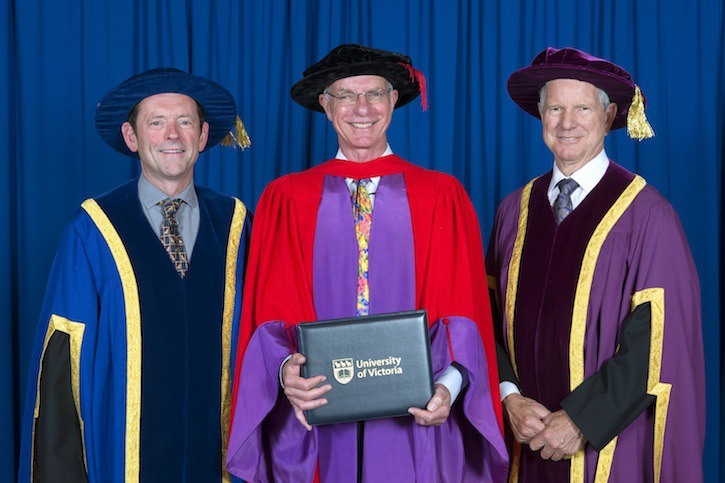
[318,75,399,162]
[538,78,617,176]
[121,93,209,195]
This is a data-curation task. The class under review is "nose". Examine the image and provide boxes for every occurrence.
[352,94,370,114]
[166,123,180,139]
[560,109,576,129]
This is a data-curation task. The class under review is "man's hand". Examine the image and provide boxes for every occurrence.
[529,409,586,461]
[282,353,332,431]
[502,393,551,444]
[407,384,451,426]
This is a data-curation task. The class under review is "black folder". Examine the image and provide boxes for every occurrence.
[297,310,434,426]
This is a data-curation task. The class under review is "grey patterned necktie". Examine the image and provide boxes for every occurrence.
[159,198,189,278]
[553,178,579,224]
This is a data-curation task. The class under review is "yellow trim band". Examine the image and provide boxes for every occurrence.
[32,315,88,477]
[508,442,522,483]
[632,288,668,483]
[594,437,618,482]
[220,198,247,483]
[504,180,535,481]
[82,199,141,482]
[505,180,535,380]
[568,175,646,483]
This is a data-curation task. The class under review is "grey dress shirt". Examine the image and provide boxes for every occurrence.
[137,175,201,259]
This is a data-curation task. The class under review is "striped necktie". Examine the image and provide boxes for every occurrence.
[553,178,579,224]
[353,179,373,316]
[159,198,189,278]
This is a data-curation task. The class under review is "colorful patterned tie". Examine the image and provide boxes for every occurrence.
[160,198,189,278]
[553,178,579,224]
[353,179,373,316]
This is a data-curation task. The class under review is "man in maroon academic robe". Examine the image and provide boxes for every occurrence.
[487,47,705,482]
[226,44,508,482]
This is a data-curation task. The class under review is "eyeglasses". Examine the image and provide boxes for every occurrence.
[324,88,392,105]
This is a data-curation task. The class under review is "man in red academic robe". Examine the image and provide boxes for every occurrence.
[227,44,508,482]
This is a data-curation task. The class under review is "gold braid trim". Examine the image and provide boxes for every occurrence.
[31,316,88,479]
[632,288,668,483]
[503,180,535,482]
[568,176,647,483]
[508,442,522,482]
[505,180,535,380]
[82,199,141,482]
[220,198,247,483]
[594,437,618,482]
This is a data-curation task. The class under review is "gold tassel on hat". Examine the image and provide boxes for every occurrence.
[221,116,252,150]
[626,85,655,141]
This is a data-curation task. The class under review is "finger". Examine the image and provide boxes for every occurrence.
[521,416,546,434]
[529,436,544,452]
[283,354,307,376]
[284,374,329,392]
[426,396,443,412]
[408,407,443,426]
[531,405,552,419]
[284,385,332,408]
[539,446,554,460]
[290,353,307,365]
[293,406,312,431]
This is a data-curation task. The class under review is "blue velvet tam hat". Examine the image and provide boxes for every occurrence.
[95,67,250,157]
[290,44,428,112]
[507,47,654,140]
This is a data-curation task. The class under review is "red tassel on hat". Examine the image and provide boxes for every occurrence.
[399,62,428,111]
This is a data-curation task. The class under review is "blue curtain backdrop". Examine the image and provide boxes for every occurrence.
[2,0,722,480]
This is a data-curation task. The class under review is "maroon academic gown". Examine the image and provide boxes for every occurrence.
[486,161,705,482]
[227,155,508,482]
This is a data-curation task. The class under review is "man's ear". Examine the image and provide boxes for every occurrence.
[391,89,399,106]
[319,94,334,122]
[604,102,618,131]
[198,121,210,152]
[121,122,139,153]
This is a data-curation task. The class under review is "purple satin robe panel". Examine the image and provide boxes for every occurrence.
[367,173,416,314]
[313,176,358,320]
[226,322,317,483]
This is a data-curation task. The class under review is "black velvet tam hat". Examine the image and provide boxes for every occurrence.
[95,68,250,157]
[291,44,428,112]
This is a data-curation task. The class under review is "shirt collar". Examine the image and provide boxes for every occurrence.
[548,149,609,196]
[335,144,393,161]
[137,175,198,209]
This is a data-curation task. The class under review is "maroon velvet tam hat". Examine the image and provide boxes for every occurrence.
[291,43,428,112]
[507,47,653,138]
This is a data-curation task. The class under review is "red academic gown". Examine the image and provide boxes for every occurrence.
[228,155,507,482]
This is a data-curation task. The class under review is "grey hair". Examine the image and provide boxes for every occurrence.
[538,81,611,110]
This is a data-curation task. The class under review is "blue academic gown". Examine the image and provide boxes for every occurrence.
[18,179,250,482]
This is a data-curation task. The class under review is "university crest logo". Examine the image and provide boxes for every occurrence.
[332,358,354,384]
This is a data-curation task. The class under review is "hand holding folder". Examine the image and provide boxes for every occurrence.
[295,310,435,426]
[281,353,332,431]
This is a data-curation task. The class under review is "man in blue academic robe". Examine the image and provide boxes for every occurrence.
[18,68,252,482]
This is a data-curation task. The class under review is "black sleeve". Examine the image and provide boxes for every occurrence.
[561,302,656,451]
[33,331,89,482]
